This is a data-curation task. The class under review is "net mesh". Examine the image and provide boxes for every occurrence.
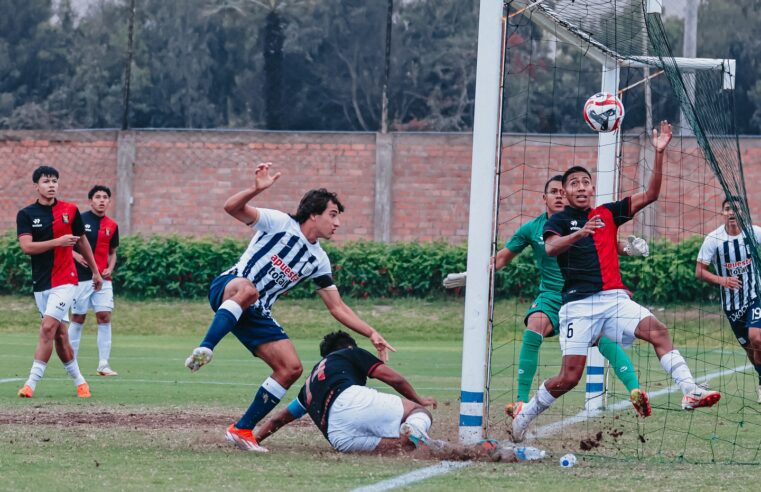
[485,0,761,464]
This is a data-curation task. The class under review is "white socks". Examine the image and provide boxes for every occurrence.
[63,359,86,386]
[25,360,47,390]
[523,382,556,418]
[261,376,287,400]
[404,411,432,434]
[68,322,84,357]
[97,323,112,366]
[659,349,696,395]
[219,300,244,320]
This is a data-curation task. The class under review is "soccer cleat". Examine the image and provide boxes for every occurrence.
[681,384,720,411]
[97,365,119,377]
[17,385,34,398]
[185,347,213,372]
[505,401,524,419]
[76,382,91,398]
[400,421,430,448]
[509,401,530,443]
[629,388,652,417]
[225,424,268,453]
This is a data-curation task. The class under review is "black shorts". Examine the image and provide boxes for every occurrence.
[725,297,761,348]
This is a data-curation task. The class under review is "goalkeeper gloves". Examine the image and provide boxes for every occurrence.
[443,272,467,288]
[624,235,649,257]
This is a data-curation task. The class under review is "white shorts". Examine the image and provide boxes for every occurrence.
[34,284,76,323]
[327,385,404,453]
[72,280,114,315]
[559,289,653,356]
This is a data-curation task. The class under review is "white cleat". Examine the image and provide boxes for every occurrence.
[185,347,213,372]
[96,365,119,377]
[511,412,531,443]
[681,384,721,411]
[400,422,430,448]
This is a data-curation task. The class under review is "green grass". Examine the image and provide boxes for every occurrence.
[1,295,759,491]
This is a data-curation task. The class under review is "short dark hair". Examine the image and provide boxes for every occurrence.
[291,188,344,224]
[319,331,357,357]
[722,195,741,209]
[561,166,592,186]
[32,166,59,183]
[88,185,112,199]
[543,175,563,194]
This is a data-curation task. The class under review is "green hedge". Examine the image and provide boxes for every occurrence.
[0,231,718,304]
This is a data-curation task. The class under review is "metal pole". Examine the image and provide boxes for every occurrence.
[458,0,503,445]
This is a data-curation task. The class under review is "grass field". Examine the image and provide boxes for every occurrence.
[1,295,760,491]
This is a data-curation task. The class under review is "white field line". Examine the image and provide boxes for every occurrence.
[352,363,751,492]
[0,378,23,384]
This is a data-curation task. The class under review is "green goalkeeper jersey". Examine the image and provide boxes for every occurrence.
[505,213,564,294]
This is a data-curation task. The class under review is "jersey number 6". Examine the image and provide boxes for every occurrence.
[566,322,574,339]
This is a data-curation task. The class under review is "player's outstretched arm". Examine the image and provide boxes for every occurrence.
[443,248,518,288]
[255,400,303,443]
[223,162,281,226]
[631,120,672,215]
[371,364,437,408]
[544,217,604,256]
[316,287,396,362]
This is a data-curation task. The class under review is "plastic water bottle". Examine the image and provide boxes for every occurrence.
[514,446,546,461]
[489,441,546,462]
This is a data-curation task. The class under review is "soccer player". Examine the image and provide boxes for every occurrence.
[511,121,721,442]
[253,331,437,453]
[184,162,395,452]
[444,176,651,418]
[68,185,120,376]
[696,196,761,403]
[16,166,103,398]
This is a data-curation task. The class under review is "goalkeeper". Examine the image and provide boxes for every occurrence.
[444,175,651,417]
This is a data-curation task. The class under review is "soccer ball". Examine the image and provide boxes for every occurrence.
[583,92,624,132]
[559,453,577,468]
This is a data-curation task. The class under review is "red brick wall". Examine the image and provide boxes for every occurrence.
[1,130,760,243]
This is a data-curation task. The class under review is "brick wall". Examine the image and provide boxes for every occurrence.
[1,129,760,243]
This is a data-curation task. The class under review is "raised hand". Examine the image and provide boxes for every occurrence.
[370,331,396,362]
[578,215,604,238]
[254,162,281,191]
[652,120,673,152]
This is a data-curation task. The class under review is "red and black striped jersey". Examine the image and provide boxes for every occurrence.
[16,199,84,292]
[543,197,633,304]
[76,211,119,281]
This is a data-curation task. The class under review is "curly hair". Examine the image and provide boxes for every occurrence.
[319,331,357,357]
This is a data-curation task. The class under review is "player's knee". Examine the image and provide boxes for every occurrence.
[558,373,581,390]
[40,319,59,337]
[71,314,86,324]
[95,312,111,324]
[238,283,260,304]
[279,363,303,386]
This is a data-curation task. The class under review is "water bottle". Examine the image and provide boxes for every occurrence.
[487,441,546,462]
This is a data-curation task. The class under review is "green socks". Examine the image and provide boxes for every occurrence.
[597,336,639,392]
[517,330,544,402]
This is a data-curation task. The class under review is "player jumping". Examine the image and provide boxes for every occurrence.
[184,162,395,452]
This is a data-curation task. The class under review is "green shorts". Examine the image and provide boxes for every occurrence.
[523,291,562,336]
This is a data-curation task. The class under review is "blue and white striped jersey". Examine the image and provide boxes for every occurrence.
[224,208,334,317]
[697,224,761,312]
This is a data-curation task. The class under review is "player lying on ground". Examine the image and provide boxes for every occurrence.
[184,163,394,452]
[511,121,721,442]
[254,331,436,453]
[69,185,120,377]
[444,175,651,418]
[16,166,102,399]
[696,196,761,403]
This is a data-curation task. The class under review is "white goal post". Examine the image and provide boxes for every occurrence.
[459,0,737,444]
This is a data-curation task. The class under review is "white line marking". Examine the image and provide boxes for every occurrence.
[0,378,23,384]
[351,461,472,492]
[354,363,751,491]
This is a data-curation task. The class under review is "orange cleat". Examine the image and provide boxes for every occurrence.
[505,401,524,419]
[17,385,34,398]
[630,388,652,417]
[225,424,268,453]
[76,382,91,398]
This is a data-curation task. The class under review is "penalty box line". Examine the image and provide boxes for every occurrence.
[351,363,750,492]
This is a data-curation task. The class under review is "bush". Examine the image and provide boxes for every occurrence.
[0,230,721,304]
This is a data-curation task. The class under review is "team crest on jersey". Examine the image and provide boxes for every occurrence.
[105,227,111,236]
[62,213,69,224]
